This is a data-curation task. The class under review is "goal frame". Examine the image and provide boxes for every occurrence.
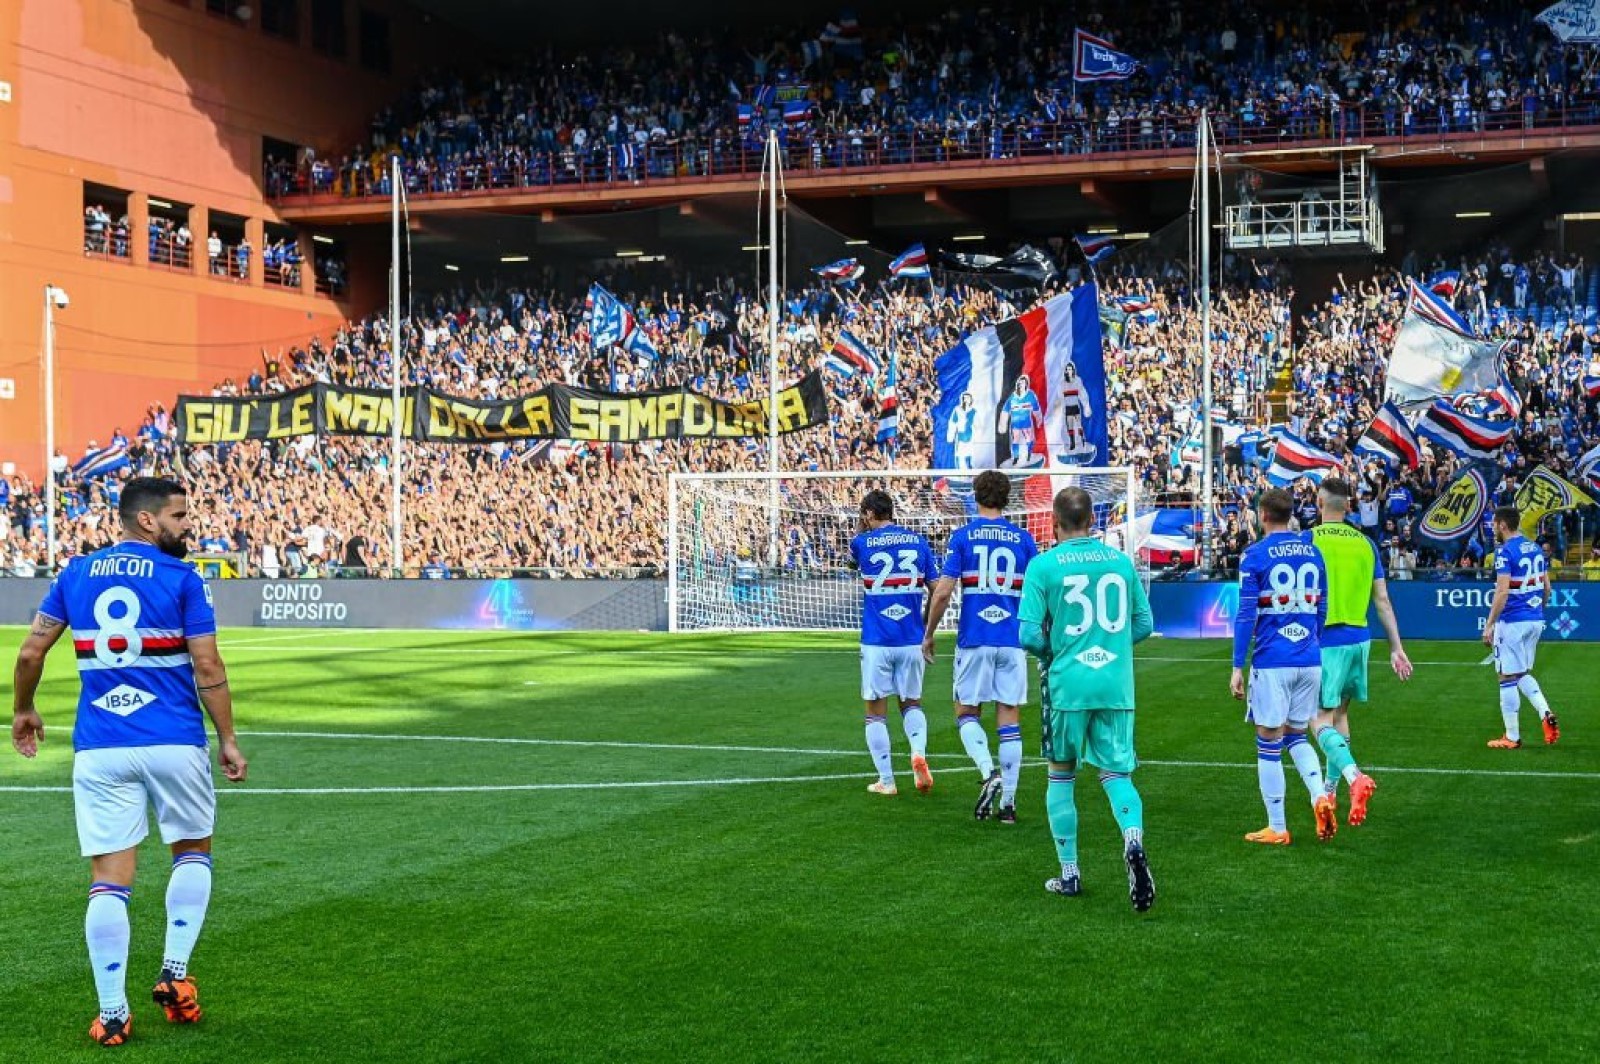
[667,467,1140,634]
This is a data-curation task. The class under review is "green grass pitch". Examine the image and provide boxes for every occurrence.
[0,628,1595,1063]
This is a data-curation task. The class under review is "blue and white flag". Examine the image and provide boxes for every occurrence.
[1416,401,1515,461]
[1537,0,1600,43]
[932,286,1108,470]
[1073,29,1138,82]
[814,258,865,284]
[72,443,130,480]
[1584,373,1600,399]
[827,330,881,377]
[1428,270,1461,297]
[888,244,931,280]
[1355,401,1422,470]
[1074,233,1115,264]
[587,284,656,363]
[782,98,813,124]
[1384,281,1507,404]
[876,353,900,446]
[1265,433,1342,486]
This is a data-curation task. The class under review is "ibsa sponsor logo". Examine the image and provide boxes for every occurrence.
[259,582,349,624]
[880,604,912,622]
[1280,622,1310,643]
[1074,647,1117,669]
[91,684,155,717]
[976,605,1008,624]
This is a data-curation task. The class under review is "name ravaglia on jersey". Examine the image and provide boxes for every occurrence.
[932,286,1109,471]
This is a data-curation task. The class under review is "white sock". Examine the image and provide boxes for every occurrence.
[997,723,1022,805]
[865,715,894,785]
[1517,675,1552,718]
[1124,826,1143,849]
[1342,764,1360,785]
[1283,733,1326,801]
[1500,681,1521,741]
[162,853,213,979]
[958,715,994,778]
[86,884,132,1023]
[900,704,928,757]
[1256,738,1286,832]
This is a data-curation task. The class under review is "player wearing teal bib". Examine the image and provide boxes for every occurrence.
[1019,488,1155,911]
[1310,479,1412,828]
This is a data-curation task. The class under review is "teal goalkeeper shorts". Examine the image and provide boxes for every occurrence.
[1041,707,1137,774]
[1320,641,1370,709]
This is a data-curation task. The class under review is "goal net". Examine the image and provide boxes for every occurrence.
[668,468,1143,632]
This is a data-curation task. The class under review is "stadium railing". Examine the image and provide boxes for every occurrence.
[268,98,1600,203]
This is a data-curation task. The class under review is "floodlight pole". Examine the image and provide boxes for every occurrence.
[765,130,781,567]
[389,154,404,577]
[43,285,64,574]
[1199,110,1215,574]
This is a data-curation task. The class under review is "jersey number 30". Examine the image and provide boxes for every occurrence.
[1058,573,1129,636]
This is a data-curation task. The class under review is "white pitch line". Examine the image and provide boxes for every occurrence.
[232,730,1600,781]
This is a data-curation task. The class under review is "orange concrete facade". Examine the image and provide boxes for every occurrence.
[0,0,440,478]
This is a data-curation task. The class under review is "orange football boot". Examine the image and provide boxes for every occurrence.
[152,974,202,1024]
[1486,735,1522,749]
[1314,795,1338,841]
[1542,713,1561,746]
[1347,773,1377,826]
[88,1013,132,1046]
[911,754,934,795]
[1245,827,1292,845]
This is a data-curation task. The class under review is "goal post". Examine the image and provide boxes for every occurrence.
[667,468,1145,633]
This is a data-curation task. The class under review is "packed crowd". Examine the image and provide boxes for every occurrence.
[8,232,1600,579]
[266,1,1600,199]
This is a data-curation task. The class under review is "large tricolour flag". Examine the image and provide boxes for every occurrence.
[1265,433,1342,486]
[827,330,880,377]
[1355,401,1422,470]
[1416,400,1516,460]
[931,285,1108,469]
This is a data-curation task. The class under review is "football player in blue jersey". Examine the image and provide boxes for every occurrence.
[11,478,246,1046]
[998,375,1043,468]
[922,471,1039,822]
[945,391,979,470]
[1483,505,1561,749]
[849,490,937,797]
[1231,488,1337,845]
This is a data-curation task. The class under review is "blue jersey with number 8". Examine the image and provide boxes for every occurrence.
[850,525,936,647]
[1233,531,1327,669]
[941,517,1039,648]
[38,541,215,751]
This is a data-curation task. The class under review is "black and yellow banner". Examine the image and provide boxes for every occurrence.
[176,373,831,445]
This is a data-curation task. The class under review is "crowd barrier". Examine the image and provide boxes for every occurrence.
[0,578,1590,641]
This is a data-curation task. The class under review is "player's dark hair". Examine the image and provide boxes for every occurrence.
[1258,488,1294,525]
[1053,487,1094,534]
[1493,504,1522,531]
[860,489,894,521]
[1319,477,1353,502]
[973,470,1010,511]
[118,477,186,528]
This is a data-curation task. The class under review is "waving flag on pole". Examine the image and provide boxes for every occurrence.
[814,258,866,284]
[1428,270,1462,298]
[1577,441,1600,493]
[72,443,131,480]
[782,98,813,124]
[1073,29,1139,82]
[1536,0,1600,43]
[1485,372,1524,419]
[1416,400,1515,460]
[825,330,881,378]
[587,283,657,364]
[888,244,931,280]
[1074,233,1116,265]
[931,286,1109,469]
[1355,402,1422,470]
[876,352,900,446]
[1417,462,1501,557]
[1583,373,1600,399]
[1384,281,1507,403]
[1265,433,1342,486]
[1514,465,1595,539]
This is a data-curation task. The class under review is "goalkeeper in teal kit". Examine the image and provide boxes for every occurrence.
[1018,487,1155,911]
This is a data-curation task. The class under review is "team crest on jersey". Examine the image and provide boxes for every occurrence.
[91,684,156,717]
[1281,623,1310,643]
[880,605,912,622]
[977,605,1008,624]
[1074,648,1117,669]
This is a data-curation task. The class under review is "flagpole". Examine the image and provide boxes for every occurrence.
[1199,109,1215,574]
[765,129,782,568]
[388,153,404,578]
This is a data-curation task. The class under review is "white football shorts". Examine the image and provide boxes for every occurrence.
[860,645,926,702]
[73,745,216,857]
[953,645,1028,707]
[1493,620,1543,676]
[1246,666,1321,730]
